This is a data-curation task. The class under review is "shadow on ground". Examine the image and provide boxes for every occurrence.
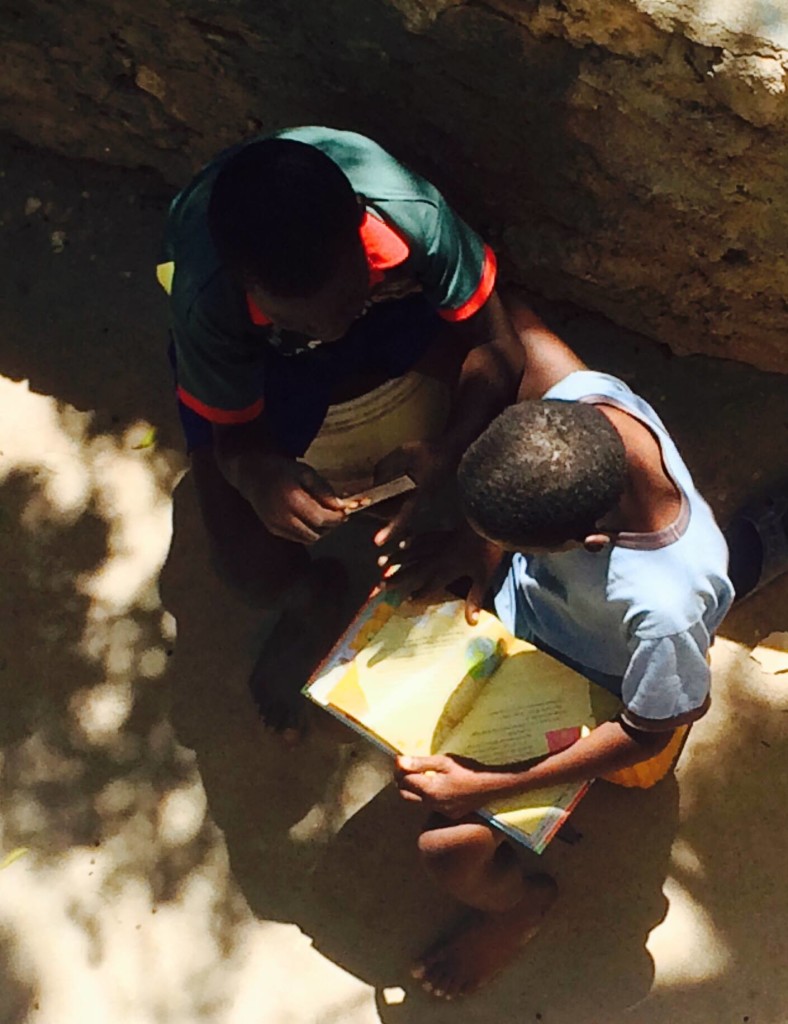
[160,467,678,1023]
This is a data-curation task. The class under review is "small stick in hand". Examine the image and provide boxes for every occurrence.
[343,474,416,515]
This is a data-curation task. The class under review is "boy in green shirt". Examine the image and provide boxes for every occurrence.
[158,127,522,734]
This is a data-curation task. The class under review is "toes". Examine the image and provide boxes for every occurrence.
[434,969,459,1001]
[254,692,306,740]
[420,960,456,1000]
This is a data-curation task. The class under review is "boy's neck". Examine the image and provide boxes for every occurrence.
[597,404,683,535]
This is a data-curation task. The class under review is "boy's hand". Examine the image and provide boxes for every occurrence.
[395,755,498,819]
[249,456,352,544]
[371,440,452,548]
[380,524,504,625]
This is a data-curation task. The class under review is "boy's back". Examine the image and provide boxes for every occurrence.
[493,368,734,726]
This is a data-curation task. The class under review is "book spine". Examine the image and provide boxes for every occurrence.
[476,809,538,853]
[479,781,592,855]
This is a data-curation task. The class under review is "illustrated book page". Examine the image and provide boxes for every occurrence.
[305,591,619,852]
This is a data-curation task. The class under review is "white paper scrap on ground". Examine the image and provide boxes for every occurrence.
[749,632,788,675]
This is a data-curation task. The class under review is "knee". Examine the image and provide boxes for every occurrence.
[417,822,497,884]
[210,546,301,609]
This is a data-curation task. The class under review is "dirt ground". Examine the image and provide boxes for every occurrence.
[0,133,787,1024]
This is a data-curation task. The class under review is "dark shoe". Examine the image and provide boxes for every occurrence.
[725,486,788,601]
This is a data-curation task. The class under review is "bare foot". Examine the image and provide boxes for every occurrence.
[248,662,305,746]
[249,558,350,744]
[411,874,557,999]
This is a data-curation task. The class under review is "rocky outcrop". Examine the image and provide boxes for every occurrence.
[3,0,786,371]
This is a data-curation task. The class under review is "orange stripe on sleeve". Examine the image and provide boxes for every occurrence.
[176,385,264,425]
[438,245,497,323]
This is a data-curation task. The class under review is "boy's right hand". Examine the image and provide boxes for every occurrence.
[248,456,351,544]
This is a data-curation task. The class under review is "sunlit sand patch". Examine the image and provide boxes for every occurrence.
[157,781,208,848]
[0,379,92,522]
[80,437,173,613]
[700,636,788,728]
[289,745,392,845]
[288,804,330,845]
[3,397,177,626]
[7,795,49,835]
[94,778,139,817]
[69,679,133,743]
[136,580,166,613]
[160,610,177,642]
[139,646,169,679]
[647,876,731,986]
[677,637,788,823]
[14,863,220,1021]
[749,632,788,676]
[669,836,705,882]
[80,616,141,673]
[232,924,377,1023]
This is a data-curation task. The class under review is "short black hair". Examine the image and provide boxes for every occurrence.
[458,400,627,546]
[207,138,362,296]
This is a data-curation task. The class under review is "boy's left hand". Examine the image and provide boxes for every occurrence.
[395,754,497,819]
[372,440,452,548]
[379,523,503,625]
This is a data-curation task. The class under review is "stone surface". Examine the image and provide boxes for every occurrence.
[1,0,787,372]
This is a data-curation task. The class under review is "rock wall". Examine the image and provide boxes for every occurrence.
[3,0,787,371]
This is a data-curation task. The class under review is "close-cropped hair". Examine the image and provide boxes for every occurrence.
[458,399,628,546]
[207,138,362,296]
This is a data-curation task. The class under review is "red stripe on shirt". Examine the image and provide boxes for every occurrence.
[361,210,410,284]
[438,245,497,322]
[176,385,264,425]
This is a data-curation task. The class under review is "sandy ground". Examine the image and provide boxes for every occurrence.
[0,133,787,1024]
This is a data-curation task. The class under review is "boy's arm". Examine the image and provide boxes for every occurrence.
[374,289,523,546]
[395,717,680,820]
[437,289,524,460]
[396,626,714,820]
[504,296,588,401]
[171,305,351,543]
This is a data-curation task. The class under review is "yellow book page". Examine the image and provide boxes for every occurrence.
[489,782,585,839]
[436,642,595,764]
[310,596,610,852]
[323,599,511,755]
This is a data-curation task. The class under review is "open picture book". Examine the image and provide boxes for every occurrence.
[304,591,621,853]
